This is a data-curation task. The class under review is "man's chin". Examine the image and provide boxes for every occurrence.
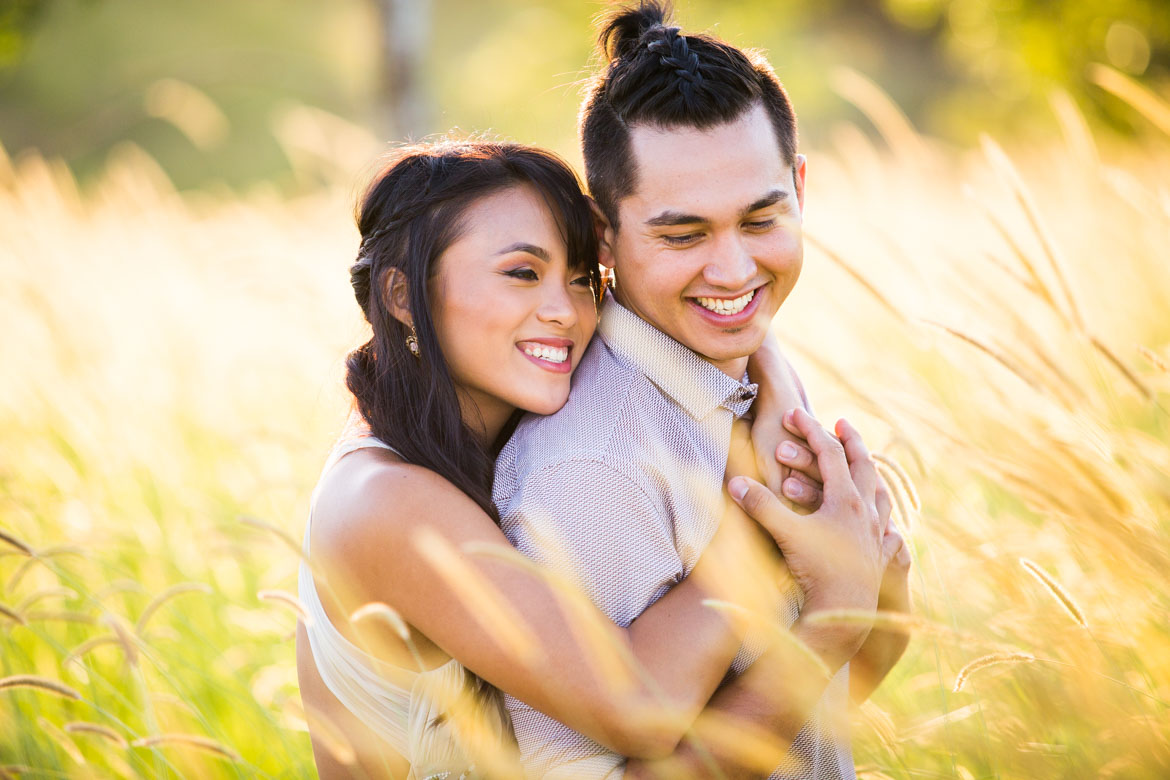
[691,334,765,370]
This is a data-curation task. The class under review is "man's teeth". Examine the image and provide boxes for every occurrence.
[696,290,755,315]
[523,345,568,363]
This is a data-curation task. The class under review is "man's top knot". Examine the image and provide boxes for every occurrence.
[599,0,674,61]
[646,26,703,104]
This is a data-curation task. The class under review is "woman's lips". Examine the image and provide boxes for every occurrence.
[517,339,573,374]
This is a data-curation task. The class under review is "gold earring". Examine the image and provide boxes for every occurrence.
[405,323,420,358]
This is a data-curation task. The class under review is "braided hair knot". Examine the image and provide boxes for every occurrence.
[646,26,703,105]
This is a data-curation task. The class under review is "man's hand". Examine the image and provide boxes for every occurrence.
[729,408,894,670]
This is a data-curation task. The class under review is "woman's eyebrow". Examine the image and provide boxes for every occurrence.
[495,242,551,262]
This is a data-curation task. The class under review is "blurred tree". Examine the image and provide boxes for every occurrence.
[0,0,51,68]
[374,0,432,140]
[0,0,1166,191]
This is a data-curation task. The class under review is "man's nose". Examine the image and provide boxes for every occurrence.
[702,233,757,290]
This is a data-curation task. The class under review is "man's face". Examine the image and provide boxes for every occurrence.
[602,102,806,378]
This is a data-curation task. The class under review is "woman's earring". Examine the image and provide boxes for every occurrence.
[600,267,614,299]
[405,324,420,358]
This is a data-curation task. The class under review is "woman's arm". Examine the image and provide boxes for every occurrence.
[308,449,764,759]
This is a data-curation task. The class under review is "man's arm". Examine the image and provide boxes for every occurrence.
[849,525,912,702]
[628,410,898,778]
[627,617,864,779]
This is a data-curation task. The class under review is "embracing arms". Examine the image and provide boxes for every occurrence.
[303,437,819,762]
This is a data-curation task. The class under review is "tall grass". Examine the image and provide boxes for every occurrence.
[2,71,1169,777]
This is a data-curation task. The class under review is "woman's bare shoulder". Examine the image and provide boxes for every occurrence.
[308,447,492,569]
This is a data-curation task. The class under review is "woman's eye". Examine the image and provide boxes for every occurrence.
[505,268,539,281]
[662,233,701,247]
[570,274,592,287]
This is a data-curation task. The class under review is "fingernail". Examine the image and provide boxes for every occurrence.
[728,477,748,501]
[783,479,803,499]
[779,442,798,460]
[783,409,794,424]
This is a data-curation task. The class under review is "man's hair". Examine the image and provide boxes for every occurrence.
[580,1,798,229]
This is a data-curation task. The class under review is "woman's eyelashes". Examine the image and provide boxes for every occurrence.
[504,267,539,281]
[503,267,591,291]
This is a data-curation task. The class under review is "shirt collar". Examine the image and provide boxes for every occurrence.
[597,294,758,421]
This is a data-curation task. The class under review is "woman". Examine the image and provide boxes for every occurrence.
[296,139,821,778]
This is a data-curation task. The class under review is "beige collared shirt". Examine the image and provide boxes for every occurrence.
[493,295,853,779]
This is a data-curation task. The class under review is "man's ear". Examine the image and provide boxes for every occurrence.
[793,153,807,214]
[589,197,618,270]
[381,267,413,326]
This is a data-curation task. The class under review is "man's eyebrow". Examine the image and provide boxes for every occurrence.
[644,189,792,228]
[741,189,789,216]
[495,242,550,262]
[644,210,706,228]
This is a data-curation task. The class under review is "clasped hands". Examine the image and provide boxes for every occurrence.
[736,406,911,674]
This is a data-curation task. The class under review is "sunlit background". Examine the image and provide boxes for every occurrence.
[1,0,1169,777]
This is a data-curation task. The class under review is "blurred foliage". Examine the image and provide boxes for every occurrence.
[0,0,50,68]
[0,0,1168,193]
[2,77,1170,774]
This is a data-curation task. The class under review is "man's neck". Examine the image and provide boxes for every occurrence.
[707,355,751,381]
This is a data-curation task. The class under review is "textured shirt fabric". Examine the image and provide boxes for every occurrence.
[493,296,855,779]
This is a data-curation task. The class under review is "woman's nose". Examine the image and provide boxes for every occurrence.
[536,279,578,327]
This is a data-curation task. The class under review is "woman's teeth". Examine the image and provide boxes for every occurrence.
[696,290,754,315]
[523,345,568,364]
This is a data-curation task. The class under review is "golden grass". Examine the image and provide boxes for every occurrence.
[2,73,1170,776]
[0,676,81,700]
[952,652,1037,693]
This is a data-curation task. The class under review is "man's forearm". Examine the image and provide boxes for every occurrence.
[849,627,908,702]
[626,621,854,779]
[849,577,911,702]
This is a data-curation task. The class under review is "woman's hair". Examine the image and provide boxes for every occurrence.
[347,140,600,522]
[580,1,798,229]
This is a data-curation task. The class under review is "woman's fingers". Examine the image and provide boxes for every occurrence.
[776,437,822,486]
[728,475,798,550]
[835,418,877,507]
[783,408,854,506]
[782,473,823,510]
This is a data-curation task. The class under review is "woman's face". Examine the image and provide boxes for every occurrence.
[429,184,598,438]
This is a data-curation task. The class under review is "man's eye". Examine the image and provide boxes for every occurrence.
[662,233,701,246]
[505,268,539,281]
[745,219,776,231]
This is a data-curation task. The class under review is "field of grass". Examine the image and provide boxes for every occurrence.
[2,70,1169,778]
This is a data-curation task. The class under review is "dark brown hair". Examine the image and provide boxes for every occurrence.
[580,1,798,229]
[348,140,600,521]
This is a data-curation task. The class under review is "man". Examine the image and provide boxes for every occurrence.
[493,3,911,777]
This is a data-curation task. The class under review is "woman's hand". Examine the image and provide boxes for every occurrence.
[746,331,823,512]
